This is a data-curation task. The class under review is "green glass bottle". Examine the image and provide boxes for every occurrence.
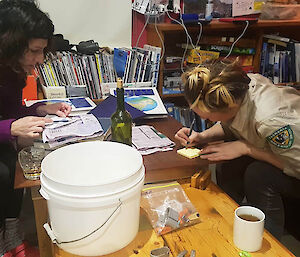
[111,78,132,146]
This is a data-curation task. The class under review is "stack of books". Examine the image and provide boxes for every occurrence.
[260,34,300,85]
[113,44,161,87]
[35,44,162,100]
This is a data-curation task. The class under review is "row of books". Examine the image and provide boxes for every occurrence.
[35,44,162,99]
[260,34,300,84]
[163,39,257,95]
[164,102,207,132]
[162,54,254,95]
[113,44,161,87]
[36,51,117,99]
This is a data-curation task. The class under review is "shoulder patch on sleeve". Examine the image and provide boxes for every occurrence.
[266,125,294,149]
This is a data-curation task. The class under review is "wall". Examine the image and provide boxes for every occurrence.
[132,11,147,48]
[39,0,132,48]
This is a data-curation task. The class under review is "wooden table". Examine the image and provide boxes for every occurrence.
[15,116,295,257]
[14,116,209,257]
[15,116,207,188]
[52,181,295,257]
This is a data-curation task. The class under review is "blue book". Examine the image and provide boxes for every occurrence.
[164,102,175,117]
[113,48,128,78]
[260,42,268,75]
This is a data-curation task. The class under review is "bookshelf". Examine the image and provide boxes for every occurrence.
[146,19,300,102]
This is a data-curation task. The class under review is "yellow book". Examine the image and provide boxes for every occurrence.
[47,62,58,86]
[187,49,219,64]
[95,53,103,84]
[43,63,54,87]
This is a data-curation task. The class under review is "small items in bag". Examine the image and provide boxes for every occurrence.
[141,181,200,235]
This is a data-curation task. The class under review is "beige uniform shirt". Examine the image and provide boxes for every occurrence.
[223,73,300,179]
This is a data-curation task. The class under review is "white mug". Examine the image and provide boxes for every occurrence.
[233,206,265,252]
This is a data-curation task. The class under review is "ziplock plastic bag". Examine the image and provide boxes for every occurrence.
[141,181,200,235]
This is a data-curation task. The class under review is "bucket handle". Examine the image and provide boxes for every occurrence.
[44,199,122,245]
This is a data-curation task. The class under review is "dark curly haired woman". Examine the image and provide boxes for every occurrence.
[0,1,71,256]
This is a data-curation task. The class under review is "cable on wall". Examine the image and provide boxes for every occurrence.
[135,10,150,48]
[134,4,165,74]
[154,13,166,62]
[224,20,249,59]
[195,22,203,48]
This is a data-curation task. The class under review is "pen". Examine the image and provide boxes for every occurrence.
[186,117,196,148]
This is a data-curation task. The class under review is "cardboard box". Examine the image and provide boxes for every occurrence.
[232,0,264,17]
[41,85,66,99]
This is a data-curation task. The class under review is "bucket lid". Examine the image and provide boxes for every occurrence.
[41,141,143,188]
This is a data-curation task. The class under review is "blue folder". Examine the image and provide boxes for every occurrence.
[113,48,128,78]
[88,95,146,122]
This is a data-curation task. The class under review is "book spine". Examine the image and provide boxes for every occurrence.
[67,53,80,85]
[95,53,104,85]
[44,63,55,87]
[88,55,102,99]
[273,50,280,84]
[152,46,161,87]
[260,42,268,75]
[295,43,300,82]
[83,56,97,99]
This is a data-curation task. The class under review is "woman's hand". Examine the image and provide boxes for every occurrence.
[175,127,202,147]
[11,116,52,139]
[36,102,72,117]
[199,140,250,161]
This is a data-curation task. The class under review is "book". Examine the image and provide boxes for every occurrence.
[260,42,268,76]
[288,42,296,82]
[295,43,300,82]
[25,97,96,112]
[164,102,175,117]
[263,34,291,43]
[144,44,161,87]
[88,55,102,99]
[187,49,220,64]
[206,45,256,55]
[113,48,129,78]
[273,50,280,84]
[121,48,132,83]
[109,87,168,116]
[266,44,275,81]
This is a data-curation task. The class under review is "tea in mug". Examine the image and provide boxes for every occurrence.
[238,214,260,222]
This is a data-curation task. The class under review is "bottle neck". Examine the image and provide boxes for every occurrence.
[116,87,125,110]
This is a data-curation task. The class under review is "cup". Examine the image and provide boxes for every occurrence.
[18,146,46,180]
[233,206,265,252]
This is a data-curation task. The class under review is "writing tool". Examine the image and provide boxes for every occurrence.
[52,119,69,123]
[45,119,70,126]
[186,118,196,148]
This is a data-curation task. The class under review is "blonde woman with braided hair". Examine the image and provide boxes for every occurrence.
[175,59,300,240]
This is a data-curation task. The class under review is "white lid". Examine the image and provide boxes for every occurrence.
[41,141,143,189]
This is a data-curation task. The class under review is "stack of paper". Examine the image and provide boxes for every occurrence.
[132,125,175,155]
[42,114,104,148]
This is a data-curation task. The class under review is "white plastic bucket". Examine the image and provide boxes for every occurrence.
[40,141,145,256]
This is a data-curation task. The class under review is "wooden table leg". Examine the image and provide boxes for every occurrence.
[31,186,53,257]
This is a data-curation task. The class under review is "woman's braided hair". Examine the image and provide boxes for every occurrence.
[182,59,251,112]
